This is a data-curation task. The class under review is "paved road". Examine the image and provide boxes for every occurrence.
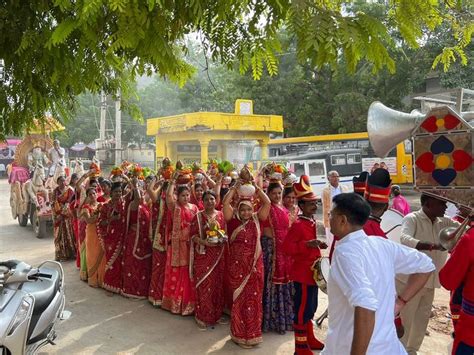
[0,179,449,354]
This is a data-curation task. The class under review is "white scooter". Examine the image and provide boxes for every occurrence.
[0,260,70,354]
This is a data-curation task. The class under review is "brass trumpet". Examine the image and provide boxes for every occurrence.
[439,214,473,251]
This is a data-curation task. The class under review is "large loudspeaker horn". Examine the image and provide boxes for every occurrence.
[367,102,426,158]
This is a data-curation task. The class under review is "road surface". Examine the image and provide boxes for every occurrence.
[0,179,451,354]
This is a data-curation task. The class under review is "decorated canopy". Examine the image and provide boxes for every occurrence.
[413,106,473,208]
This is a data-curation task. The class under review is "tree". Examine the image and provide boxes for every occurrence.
[54,93,102,147]
[1,0,472,139]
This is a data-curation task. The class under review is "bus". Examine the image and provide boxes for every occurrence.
[269,132,413,185]
[275,148,363,198]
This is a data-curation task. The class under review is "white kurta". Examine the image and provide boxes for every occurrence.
[397,209,459,288]
[322,230,435,355]
[48,147,66,176]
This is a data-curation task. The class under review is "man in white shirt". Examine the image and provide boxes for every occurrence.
[48,139,66,177]
[396,193,460,355]
[322,193,435,355]
[322,170,349,248]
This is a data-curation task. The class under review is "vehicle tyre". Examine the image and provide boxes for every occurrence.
[29,203,35,225]
[39,220,49,239]
[10,191,18,219]
[18,213,28,227]
[32,209,43,238]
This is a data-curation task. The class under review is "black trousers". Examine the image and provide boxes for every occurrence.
[293,282,318,324]
[455,341,474,355]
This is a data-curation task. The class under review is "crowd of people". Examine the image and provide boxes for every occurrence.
[48,157,473,355]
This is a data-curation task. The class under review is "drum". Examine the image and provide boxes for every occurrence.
[311,257,330,294]
[380,208,404,243]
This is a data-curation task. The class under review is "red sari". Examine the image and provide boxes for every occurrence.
[261,204,294,333]
[52,186,77,261]
[148,195,169,306]
[70,191,81,267]
[121,203,153,299]
[162,203,199,315]
[190,195,204,211]
[97,199,126,294]
[190,211,226,326]
[227,215,264,346]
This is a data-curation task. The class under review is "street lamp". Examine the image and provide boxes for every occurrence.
[0,59,4,81]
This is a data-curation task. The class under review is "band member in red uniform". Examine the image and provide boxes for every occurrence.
[439,215,474,355]
[363,168,391,239]
[448,207,473,335]
[283,175,326,354]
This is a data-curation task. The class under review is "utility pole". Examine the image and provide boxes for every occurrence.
[99,91,106,140]
[115,89,121,166]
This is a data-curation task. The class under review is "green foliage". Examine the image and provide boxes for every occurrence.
[0,0,472,140]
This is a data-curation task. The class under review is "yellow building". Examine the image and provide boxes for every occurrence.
[146,100,283,168]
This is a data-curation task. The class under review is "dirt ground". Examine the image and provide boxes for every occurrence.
[0,179,453,354]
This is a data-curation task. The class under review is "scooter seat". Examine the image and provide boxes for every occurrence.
[21,267,61,315]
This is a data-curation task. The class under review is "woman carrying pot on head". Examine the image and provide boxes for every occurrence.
[191,183,205,211]
[261,181,294,334]
[52,175,77,262]
[121,176,153,299]
[161,172,199,315]
[147,176,168,307]
[223,178,271,349]
[97,181,127,294]
[80,187,106,287]
[283,185,299,227]
[190,190,227,329]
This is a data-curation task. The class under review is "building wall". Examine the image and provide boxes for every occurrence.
[124,148,155,168]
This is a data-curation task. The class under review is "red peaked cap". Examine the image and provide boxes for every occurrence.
[353,171,369,196]
[364,168,392,203]
[293,175,318,201]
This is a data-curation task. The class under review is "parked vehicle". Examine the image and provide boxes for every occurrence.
[9,134,54,239]
[0,260,70,355]
[276,148,362,198]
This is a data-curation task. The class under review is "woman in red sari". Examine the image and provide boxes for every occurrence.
[190,190,226,328]
[148,179,168,306]
[283,186,299,226]
[261,183,294,334]
[161,177,199,315]
[68,173,81,268]
[223,181,271,348]
[121,177,153,299]
[97,182,126,294]
[190,183,205,210]
[52,176,77,261]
